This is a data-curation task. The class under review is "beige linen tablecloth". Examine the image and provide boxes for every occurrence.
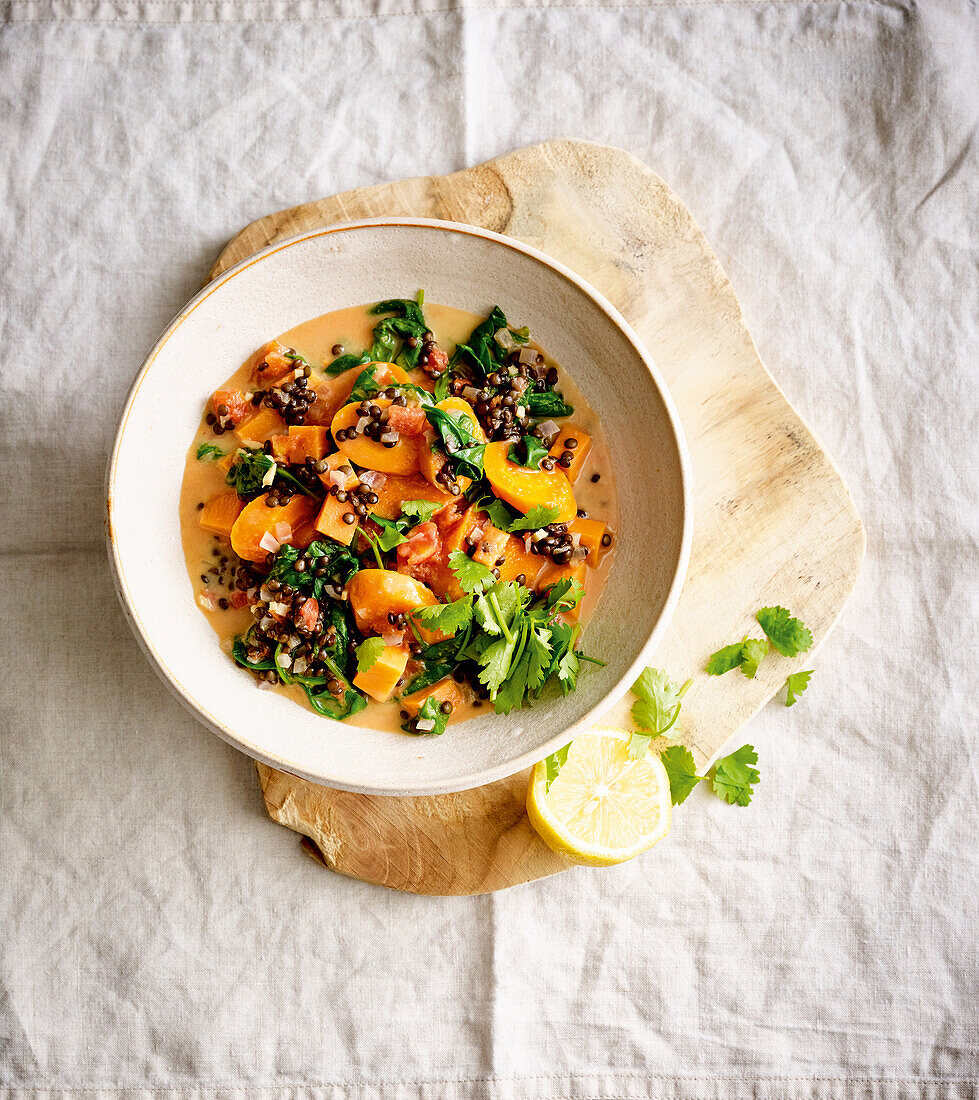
[1,1,977,1096]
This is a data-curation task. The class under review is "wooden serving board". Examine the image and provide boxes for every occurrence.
[210,140,864,895]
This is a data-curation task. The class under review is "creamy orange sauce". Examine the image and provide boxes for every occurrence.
[179,301,617,733]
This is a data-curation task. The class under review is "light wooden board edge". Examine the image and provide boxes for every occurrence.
[208,139,864,895]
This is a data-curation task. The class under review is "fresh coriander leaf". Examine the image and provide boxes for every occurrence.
[484,497,517,532]
[508,436,550,469]
[196,442,226,461]
[413,597,474,635]
[400,499,442,525]
[494,646,532,715]
[368,514,410,552]
[474,582,527,637]
[556,648,580,693]
[477,634,518,697]
[710,745,760,806]
[739,637,769,679]
[785,669,814,706]
[544,743,571,792]
[355,636,386,674]
[323,351,371,376]
[757,606,813,658]
[660,745,703,805]
[403,695,449,736]
[525,626,553,692]
[706,641,745,676]
[508,505,560,532]
[545,577,585,614]
[630,668,690,739]
[448,550,496,595]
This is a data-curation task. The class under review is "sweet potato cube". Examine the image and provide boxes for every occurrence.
[199,490,245,538]
[353,644,409,703]
[549,426,592,483]
[287,425,328,461]
[440,504,483,558]
[235,406,284,445]
[216,450,237,475]
[370,474,455,520]
[249,340,296,387]
[471,523,510,568]
[496,534,544,587]
[569,517,608,564]
[270,434,292,463]
[318,452,360,494]
[314,493,359,546]
[400,676,467,718]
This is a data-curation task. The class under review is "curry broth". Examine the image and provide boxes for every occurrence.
[179,301,617,733]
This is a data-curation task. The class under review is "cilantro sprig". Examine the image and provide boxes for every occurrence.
[410,552,595,716]
[659,743,760,807]
[706,605,813,685]
[196,442,226,461]
[627,668,693,759]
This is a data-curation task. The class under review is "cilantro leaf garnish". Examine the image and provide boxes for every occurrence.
[739,637,769,680]
[784,669,814,706]
[196,442,226,461]
[660,745,702,805]
[369,514,410,552]
[447,550,496,595]
[756,606,813,657]
[508,505,560,532]
[413,597,474,635]
[627,668,692,758]
[355,636,386,674]
[543,743,571,792]
[710,745,760,806]
[706,641,746,676]
[400,499,443,524]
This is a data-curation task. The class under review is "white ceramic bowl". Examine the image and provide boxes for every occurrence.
[107,219,691,795]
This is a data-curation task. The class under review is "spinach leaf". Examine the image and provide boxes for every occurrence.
[525,390,574,418]
[268,540,360,599]
[369,298,430,369]
[452,306,512,379]
[232,630,276,671]
[324,351,372,376]
[197,442,226,461]
[508,435,550,469]
[402,695,449,736]
[225,450,314,500]
[348,365,381,403]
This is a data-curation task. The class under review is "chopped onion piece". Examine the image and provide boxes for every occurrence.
[381,629,405,646]
[572,546,588,560]
[356,416,370,432]
[538,419,559,438]
[259,532,281,554]
[494,327,518,352]
[274,523,292,541]
[293,657,308,675]
[261,463,276,488]
[518,347,538,366]
[358,469,386,489]
[277,653,292,669]
[380,431,399,444]
[463,385,480,401]
[268,601,289,616]
[415,718,436,732]
[570,532,582,546]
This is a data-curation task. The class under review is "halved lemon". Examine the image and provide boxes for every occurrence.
[527,728,672,866]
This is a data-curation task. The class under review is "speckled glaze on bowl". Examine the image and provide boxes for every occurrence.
[107,219,691,796]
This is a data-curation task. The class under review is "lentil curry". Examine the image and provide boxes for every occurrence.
[180,297,617,736]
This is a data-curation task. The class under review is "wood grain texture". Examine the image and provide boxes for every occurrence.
[213,140,865,895]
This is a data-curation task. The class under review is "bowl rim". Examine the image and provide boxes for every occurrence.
[106,216,693,795]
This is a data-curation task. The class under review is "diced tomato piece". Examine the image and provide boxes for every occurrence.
[387,405,429,436]
[296,597,320,633]
[211,389,251,426]
[427,347,449,374]
[396,521,440,566]
[229,590,250,609]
